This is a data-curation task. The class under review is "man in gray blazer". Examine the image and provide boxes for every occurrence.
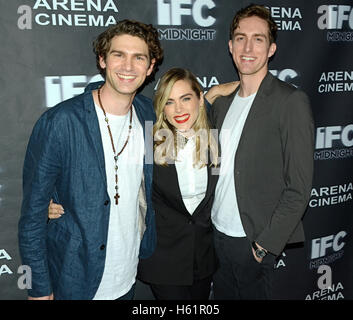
[209,4,314,299]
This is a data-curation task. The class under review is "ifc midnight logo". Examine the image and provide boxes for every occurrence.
[156,0,216,41]
[314,125,353,160]
[317,5,353,41]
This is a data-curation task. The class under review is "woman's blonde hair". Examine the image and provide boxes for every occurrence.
[153,67,218,167]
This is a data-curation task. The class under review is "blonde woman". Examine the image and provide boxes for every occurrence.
[136,68,220,300]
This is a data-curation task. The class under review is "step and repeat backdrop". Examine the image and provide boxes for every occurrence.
[0,0,352,300]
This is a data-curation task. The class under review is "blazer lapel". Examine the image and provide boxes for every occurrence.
[236,72,274,156]
[192,162,218,217]
[241,73,273,127]
[188,146,219,217]
[156,160,217,217]
[83,91,107,187]
[154,161,189,214]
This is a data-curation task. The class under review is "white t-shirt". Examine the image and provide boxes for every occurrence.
[211,92,257,237]
[93,104,144,300]
[174,137,208,215]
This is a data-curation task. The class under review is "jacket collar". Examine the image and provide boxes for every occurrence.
[82,81,156,122]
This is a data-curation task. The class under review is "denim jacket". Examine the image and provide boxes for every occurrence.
[18,81,156,299]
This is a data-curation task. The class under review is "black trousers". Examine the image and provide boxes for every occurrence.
[150,276,212,300]
[212,228,276,300]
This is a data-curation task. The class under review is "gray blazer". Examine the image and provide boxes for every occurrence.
[210,72,314,256]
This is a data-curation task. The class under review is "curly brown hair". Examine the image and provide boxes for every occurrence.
[93,19,164,79]
[229,4,278,44]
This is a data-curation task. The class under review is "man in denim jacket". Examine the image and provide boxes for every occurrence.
[18,20,163,300]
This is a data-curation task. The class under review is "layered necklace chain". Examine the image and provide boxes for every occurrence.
[97,87,133,205]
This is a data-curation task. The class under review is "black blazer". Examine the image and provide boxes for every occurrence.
[210,73,314,256]
[137,159,219,286]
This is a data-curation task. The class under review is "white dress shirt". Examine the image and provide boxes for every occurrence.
[175,137,208,215]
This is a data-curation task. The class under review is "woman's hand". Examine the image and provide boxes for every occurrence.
[205,81,240,104]
[48,199,64,219]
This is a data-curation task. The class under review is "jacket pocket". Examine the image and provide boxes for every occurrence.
[47,223,83,279]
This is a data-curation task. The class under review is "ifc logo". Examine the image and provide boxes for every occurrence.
[157,0,216,27]
[311,231,346,259]
[315,125,353,149]
[317,5,353,30]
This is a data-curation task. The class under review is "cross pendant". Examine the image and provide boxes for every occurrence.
[114,193,120,205]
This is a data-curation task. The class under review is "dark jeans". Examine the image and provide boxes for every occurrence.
[150,276,212,300]
[212,228,276,300]
[116,283,136,300]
